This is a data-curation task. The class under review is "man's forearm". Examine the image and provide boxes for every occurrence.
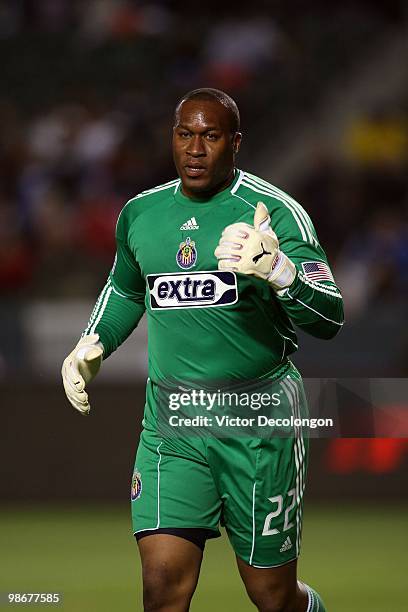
[83,277,146,358]
[276,271,344,339]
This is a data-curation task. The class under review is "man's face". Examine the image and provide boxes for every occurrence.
[173,99,241,199]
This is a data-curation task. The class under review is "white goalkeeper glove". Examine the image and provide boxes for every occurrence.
[214,201,296,290]
[61,334,104,415]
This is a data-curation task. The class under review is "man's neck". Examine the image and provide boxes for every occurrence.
[181,168,236,201]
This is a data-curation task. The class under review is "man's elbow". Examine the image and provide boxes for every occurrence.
[319,304,345,339]
[300,319,344,340]
[319,321,344,340]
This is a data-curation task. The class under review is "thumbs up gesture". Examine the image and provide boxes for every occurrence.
[214,202,296,290]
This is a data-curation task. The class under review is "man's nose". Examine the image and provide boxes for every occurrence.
[188,135,205,156]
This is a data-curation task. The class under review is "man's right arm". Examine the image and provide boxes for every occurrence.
[83,233,146,359]
[62,204,146,414]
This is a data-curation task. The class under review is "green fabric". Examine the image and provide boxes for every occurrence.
[83,169,344,384]
[131,364,309,567]
[305,584,327,611]
[81,170,341,566]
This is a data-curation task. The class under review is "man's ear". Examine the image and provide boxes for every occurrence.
[233,132,242,154]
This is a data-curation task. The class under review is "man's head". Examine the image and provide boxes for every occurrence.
[173,88,242,199]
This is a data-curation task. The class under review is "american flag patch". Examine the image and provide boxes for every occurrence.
[301,261,334,282]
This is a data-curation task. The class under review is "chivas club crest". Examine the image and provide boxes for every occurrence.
[131,470,142,501]
[176,236,197,270]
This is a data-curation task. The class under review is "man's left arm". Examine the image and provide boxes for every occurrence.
[274,253,344,340]
[215,200,344,339]
[270,202,344,339]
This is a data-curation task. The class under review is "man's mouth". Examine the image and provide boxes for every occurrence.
[184,164,206,178]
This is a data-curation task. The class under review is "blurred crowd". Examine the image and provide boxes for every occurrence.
[297,106,408,317]
[0,0,407,310]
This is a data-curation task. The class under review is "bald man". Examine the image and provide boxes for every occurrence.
[62,88,343,611]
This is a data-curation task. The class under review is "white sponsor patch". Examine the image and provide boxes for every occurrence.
[147,271,238,310]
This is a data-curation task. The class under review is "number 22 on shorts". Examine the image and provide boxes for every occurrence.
[262,488,296,536]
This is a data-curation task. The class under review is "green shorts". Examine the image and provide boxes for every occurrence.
[131,366,309,568]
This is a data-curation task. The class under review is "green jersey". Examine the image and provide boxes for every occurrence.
[83,169,344,384]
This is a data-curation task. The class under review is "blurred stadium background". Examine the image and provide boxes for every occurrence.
[1,1,407,610]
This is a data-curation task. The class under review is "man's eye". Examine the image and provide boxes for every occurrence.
[179,131,191,138]
[206,133,218,141]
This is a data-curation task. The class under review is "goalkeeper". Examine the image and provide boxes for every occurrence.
[62,88,344,612]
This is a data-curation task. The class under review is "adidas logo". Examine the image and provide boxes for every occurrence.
[279,536,292,553]
[180,217,199,230]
